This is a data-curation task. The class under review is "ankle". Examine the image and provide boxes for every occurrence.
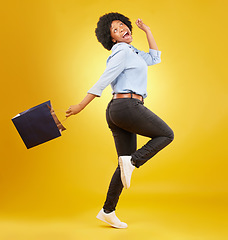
[103,208,114,214]
[131,158,136,167]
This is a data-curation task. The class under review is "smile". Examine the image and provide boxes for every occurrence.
[122,31,131,39]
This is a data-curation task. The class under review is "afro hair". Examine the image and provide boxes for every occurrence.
[95,12,132,51]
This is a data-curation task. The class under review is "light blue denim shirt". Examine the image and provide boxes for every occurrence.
[88,42,161,98]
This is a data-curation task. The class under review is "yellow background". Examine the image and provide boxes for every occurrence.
[0,0,227,239]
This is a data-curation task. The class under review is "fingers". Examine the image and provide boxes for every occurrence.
[136,18,143,25]
[65,113,71,118]
[65,104,81,117]
[65,107,72,118]
[136,18,149,32]
[135,18,144,30]
[66,109,71,113]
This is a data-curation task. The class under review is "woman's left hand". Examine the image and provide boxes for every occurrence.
[135,18,150,32]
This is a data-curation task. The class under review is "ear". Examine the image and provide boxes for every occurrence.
[112,38,117,43]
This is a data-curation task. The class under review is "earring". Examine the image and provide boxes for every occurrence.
[112,38,117,43]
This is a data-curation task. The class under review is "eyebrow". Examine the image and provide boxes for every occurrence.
[111,21,121,29]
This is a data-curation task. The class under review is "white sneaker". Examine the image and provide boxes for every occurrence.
[96,209,128,229]
[118,156,135,189]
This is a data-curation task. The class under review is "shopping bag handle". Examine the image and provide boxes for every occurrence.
[47,106,67,131]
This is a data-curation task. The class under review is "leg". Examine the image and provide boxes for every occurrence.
[109,99,174,168]
[130,107,174,168]
[103,101,136,212]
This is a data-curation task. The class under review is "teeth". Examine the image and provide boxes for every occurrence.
[123,32,128,37]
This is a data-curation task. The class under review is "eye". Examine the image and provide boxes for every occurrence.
[114,29,117,33]
[120,23,123,26]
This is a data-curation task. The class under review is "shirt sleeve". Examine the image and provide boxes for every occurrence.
[134,47,161,66]
[87,48,126,97]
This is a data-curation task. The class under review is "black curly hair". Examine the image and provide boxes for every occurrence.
[95,12,132,51]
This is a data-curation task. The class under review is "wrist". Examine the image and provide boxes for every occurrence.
[78,103,84,110]
[144,27,151,34]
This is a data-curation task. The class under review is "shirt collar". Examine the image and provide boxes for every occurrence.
[111,42,132,52]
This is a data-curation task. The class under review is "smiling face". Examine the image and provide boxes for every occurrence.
[110,20,133,44]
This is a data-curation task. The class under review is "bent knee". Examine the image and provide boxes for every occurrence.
[169,129,174,142]
[167,129,174,142]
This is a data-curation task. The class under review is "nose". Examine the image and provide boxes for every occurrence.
[120,27,124,32]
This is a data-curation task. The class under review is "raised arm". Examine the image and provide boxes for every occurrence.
[135,18,159,50]
[66,93,97,117]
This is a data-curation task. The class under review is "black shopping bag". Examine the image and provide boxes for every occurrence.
[12,100,66,149]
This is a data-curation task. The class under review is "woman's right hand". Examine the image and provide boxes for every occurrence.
[65,104,82,117]
[65,93,97,118]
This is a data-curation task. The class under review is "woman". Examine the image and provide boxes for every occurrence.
[66,12,174,229]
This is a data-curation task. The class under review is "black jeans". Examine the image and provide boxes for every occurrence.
[103,98,174,212]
